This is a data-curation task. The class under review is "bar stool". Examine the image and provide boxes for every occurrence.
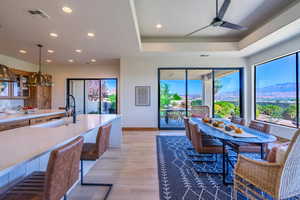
[80,123,113,200]
[0,136,84,200]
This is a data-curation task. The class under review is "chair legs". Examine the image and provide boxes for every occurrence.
[80,160,113,200]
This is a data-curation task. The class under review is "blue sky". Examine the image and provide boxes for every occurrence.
[103,80,116,91]
[256,54,296,88]
[160,71,240,96]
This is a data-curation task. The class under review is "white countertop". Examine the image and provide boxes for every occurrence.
[0,109,66,124]
[0,114,120,174]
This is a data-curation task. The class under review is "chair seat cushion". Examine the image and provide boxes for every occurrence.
[0,172,45,200]
[266,142,289,163]
[81,143,100,161]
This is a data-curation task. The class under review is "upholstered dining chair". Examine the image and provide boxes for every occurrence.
[234,129,300,200]
[227,120,271,155]
[230,116,245,126]
[189,121,224,173]
[0,136,84,200]
[80,123,113,200]
[184,117,191,141]
[190,105,210,118]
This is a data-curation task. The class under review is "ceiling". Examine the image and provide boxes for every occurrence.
[135,0,295,40]
[0,0,299,66]
[0,0,140,65]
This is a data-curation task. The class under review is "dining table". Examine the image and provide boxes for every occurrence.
[190,117,277,184]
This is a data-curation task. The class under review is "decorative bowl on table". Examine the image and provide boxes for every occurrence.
[212,121,224,127]
[202,117,212,123]
[225,125,236,132]
[235,128,243,134]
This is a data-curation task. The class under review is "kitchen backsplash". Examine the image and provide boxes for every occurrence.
[0,99,24,111]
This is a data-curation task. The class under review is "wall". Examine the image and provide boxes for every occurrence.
[0,54,37,109]
[246,34,300,140]
[45,60,120,109]
[120,56,247,128]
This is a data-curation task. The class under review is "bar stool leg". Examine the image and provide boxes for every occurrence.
[80,160,113,200]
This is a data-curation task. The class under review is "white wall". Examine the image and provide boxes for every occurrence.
[246,34,300,140]
[45,61,120,109]
[120,56,246,128]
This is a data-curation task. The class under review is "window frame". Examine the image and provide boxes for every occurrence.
[254,52,299,128]
[157,67,244,130]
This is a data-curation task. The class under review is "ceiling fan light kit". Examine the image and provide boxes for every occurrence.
[185,0,247,37]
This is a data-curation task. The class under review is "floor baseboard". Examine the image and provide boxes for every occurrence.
[122,127,159,131]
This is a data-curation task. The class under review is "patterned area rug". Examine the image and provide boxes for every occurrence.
[156,136,298,200]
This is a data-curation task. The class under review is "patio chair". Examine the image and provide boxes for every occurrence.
[234,129,300,199]
[191,105,210,118]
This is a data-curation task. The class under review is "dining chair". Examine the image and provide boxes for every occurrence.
[234,129,300,200]
[189,121,224,173]
[191,105,210,118]
[230,116,245,126]
[227,120,271,156]
[0,136,84,200]
[80,123,113,200]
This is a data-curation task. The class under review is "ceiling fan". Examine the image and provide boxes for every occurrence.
[185,0,247,37]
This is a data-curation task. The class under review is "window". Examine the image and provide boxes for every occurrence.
[255,54,297,128]
[214,69,242,119]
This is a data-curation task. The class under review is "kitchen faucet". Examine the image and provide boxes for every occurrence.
[67,94,76,123]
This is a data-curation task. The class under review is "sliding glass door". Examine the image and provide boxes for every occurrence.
[159,70,186,128]
[158,68,243,129]
[67,78,117,114]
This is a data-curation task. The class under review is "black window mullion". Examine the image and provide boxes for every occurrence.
[296,53,299,128]
[185,69,188,117]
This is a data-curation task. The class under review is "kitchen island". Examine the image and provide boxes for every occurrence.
[0,114,122,190]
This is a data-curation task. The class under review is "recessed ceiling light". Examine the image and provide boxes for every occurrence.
[91,59,96,63]
[62,6,72,14]
[156,24,163,29]
[50,33,58,38]
[68,59,74,63]
[47,49,54,53]
[45,59,52,63]
[75,49,82,53]
[19,50,27,54]
[87,32,95,37]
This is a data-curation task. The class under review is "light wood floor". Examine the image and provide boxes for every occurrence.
[69,130,184,200]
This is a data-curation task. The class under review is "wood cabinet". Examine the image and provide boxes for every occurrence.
[25,85,52,109]
[0,113,66,132]
[0,67,52,109]
[0,68,31,99]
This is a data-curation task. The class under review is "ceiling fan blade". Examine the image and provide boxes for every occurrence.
[185,24,212,37]
[220,21,247,30]
[218,0,231,19]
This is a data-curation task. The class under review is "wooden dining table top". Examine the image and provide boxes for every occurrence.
[191,117,277,144]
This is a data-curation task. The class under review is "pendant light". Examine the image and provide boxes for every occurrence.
[29,44,47,86]
[0,64,17,82]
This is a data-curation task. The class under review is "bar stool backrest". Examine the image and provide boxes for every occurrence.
[96,123,112,157]
[183,117,191,140]
[249,120,270,133]
[189,121,204,152]
[231,116,245,126]
[44,136,84,200]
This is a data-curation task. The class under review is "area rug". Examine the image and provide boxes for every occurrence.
[156,136,299,200]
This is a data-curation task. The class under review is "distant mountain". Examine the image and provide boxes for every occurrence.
[216,82,296,101]
[257,82,296,93]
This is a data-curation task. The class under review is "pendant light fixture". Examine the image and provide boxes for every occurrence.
[0,64,17,82]
[29,44,48,86]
